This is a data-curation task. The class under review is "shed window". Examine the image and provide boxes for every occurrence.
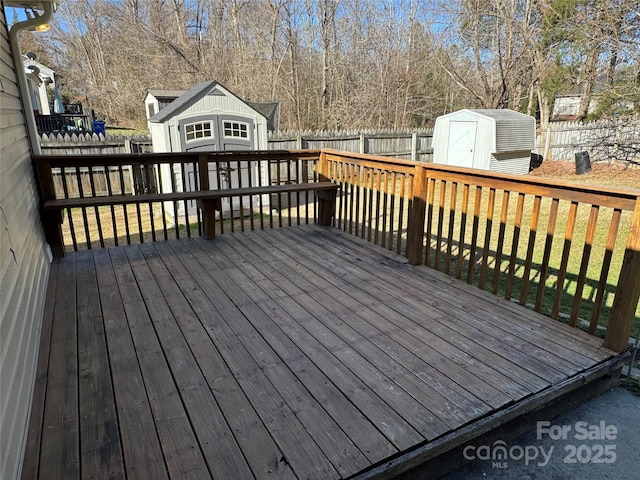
[223,121,248,139]
[185,122,213,141]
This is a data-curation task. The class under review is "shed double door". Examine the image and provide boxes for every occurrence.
[179,114,261,217]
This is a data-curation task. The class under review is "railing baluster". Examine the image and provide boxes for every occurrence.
[75,166,91,249]
[350,164,356,233]
[104,165,119,246]
[588,209,620,334]
[135,202,144,243]
[435,180,446,270]
[535,198,560,311]
[293,158,300,226]
[87,165,104,248]
[170,162,180,239]
[479,187,495,290]
[286,157,292,227]
[118,165,131,244]
[276,159,282,228]
[519,195,542,306]
[156,162,168,240]
[407,175,414,253]
[388,172,397,252]
[455,184,470,279]
[236,160,245,231]
[466,186,483,284]
[505,192,525,300]
[354,165,362,238]
[551,201,578,317]
[445,182,457,275]
[381,171,389,248]
[60,167,77,252]
[182,161,191,237]
[258,159,265,230]
[396,173,406,255]
[367,167,375,242]
[373,168,381,244]
[424,178,436,267]
[570,205,599,326]
[492,190,510,294]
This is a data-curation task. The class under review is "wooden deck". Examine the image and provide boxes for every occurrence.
[24,225,626,480]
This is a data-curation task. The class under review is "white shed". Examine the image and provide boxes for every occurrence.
[148,80,269,219]
[432,109,535,175]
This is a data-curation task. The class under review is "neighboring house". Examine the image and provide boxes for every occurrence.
[551,94,599,121]
[0,2,56,479]
[22,53,54,115]
[551,93,635,121]
[22,52,94,134]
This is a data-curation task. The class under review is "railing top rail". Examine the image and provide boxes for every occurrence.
[324,149,640,210]
[322,149,417,174]
[34,149,322,168]
[35,148,639,209]
[420,163,640,211]
[323,148,419,167]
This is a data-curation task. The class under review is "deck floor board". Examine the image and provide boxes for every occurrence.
[25,225,619,480]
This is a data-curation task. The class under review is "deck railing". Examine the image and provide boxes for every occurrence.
[35,149,640,353]
[35,113,94,135]
[321,149,640,354]
[35,151,322,252]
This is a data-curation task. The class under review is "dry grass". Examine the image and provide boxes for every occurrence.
[529,159,640,191]
[61,199,318,252]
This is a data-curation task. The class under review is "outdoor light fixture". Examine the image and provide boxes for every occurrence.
[25,7,50,32]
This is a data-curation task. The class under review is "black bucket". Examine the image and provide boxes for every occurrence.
[575,151,591,175]
[529,152,543,171]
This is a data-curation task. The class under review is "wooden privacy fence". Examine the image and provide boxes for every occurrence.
[541,117,640,163]
[269,130,434,162]
[320,149,640,353]
[39,133,152,155]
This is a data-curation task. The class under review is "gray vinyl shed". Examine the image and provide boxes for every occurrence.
[147,80,269,219]
[148,80,268,153]
[432,109,535,175]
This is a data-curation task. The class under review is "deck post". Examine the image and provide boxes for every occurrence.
[317,150,330,182]
[406,164,427,265]
[316,150,335,225]
[604,197,640,353]
[36,156,65,257]
[197,154,217,239]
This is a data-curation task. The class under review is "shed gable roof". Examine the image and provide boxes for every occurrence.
[463,109,533,122]
[148,80,221,123]
[148,80,267,124]
[145,89,186,101]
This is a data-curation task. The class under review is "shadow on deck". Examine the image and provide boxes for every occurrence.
[23,225,627,480]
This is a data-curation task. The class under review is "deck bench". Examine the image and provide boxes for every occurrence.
[42,181,339,254]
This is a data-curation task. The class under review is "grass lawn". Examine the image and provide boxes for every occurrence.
[395,160,639,340]
[512,161,639,339]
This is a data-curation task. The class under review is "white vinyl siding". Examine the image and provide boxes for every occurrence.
[0,8,51,480]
